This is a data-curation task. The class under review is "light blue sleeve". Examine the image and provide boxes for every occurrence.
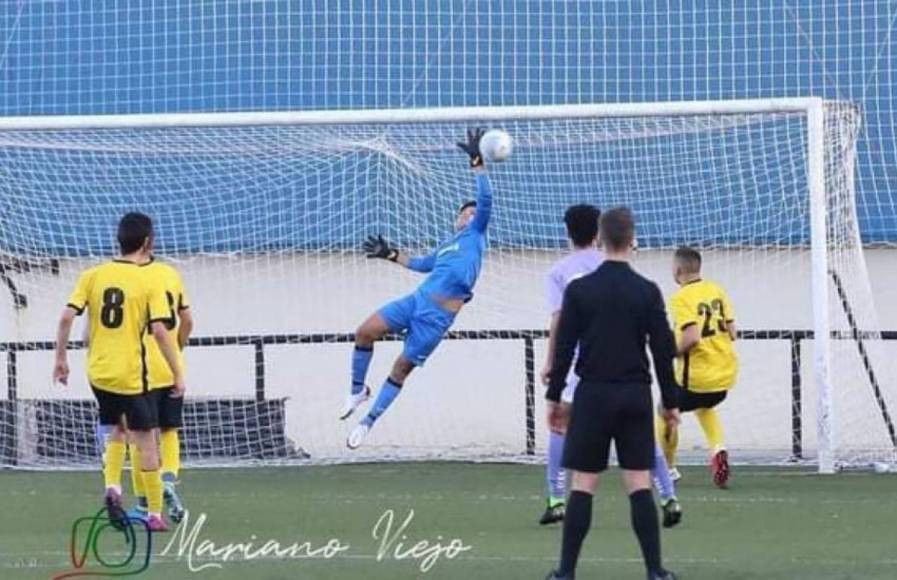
[408,252,436,273]
[471,173,493,233]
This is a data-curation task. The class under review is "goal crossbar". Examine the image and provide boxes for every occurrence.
[0,98,824,131]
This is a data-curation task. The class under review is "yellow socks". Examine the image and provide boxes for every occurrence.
[103,440,126,492]
[656,415,679,468]
[130,430,179,515]
[695,407,725,453]
[142,468,164,516]
[160,429,181,480]
[128,443,146,503]
[653,406,724,471]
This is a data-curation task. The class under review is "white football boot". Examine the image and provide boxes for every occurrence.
[339,386,371,420]
[347,422,371,450]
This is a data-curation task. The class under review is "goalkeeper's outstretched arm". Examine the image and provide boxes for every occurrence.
[457,127,492,233]
[469,171,493,233]
[363,234,435,273]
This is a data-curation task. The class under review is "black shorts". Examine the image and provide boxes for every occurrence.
[150,386,184,429]
[562,382,655,473]
[91,386,158,431]
[676,385,727,412]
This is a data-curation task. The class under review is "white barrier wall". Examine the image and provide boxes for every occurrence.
[2,248,895,463]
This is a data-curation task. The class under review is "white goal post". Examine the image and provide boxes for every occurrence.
[1,97,890,473]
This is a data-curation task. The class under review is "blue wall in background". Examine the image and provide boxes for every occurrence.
[0,1,894,252]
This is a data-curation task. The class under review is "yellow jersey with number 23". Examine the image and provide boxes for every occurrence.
[669,279,738,393]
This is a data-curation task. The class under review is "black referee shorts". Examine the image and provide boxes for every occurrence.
[150,386,184,429]
[562,381,655,473]
[91,386,158,431]
[676,385,727,412]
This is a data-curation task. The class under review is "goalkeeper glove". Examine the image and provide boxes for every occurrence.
[363,234,399,262]
[457,127,486,168]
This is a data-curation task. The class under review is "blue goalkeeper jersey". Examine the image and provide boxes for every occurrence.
[407,173,493,302]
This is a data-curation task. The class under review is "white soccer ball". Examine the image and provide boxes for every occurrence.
[480,129,513,163]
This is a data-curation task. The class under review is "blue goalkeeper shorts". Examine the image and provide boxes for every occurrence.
[378,291,456,366]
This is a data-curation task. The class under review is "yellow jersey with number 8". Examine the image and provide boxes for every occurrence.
[67,260,171,395]
[143,260,189,389]
[669,279,738,393]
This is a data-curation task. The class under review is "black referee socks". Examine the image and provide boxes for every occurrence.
[629,488,663,573]
[558,490,593,576]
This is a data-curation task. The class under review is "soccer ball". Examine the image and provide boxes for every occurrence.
[480,129,513,163]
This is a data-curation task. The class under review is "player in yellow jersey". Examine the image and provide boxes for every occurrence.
[53,213,186,531]
[126,258,193,524]
[659,247,738,488]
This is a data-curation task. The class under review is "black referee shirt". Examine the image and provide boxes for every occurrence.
[546,260,679,409]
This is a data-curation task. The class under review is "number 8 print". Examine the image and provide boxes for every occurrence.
[100,287,125,329]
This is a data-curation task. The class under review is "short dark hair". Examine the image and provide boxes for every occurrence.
[459,200,477,213]
[117,212,154,254]
[674,246,702,274]
[563,204,601,247]
[599,207,635,252]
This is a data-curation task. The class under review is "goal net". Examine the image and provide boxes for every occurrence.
[0,99,893,472]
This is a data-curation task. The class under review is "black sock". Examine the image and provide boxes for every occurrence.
[629,488,663,573]
[558,490,592,576]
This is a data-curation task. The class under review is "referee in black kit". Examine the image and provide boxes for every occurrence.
[545,207,680,580]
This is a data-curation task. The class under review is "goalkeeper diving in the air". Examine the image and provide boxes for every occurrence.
[341,128,493,449]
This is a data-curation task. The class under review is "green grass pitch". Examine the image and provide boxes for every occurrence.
[0,464,894,579]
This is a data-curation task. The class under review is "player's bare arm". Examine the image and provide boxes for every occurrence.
[726,320,737,342]
[546,282,585,434]
[178,307,194,349]
[676,323,701,356]
[53,306,78,385]
[541,311,561,385]
[546,400,571,435]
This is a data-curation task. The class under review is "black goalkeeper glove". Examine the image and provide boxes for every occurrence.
[457,127,486,168]
[363,234,399,262]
